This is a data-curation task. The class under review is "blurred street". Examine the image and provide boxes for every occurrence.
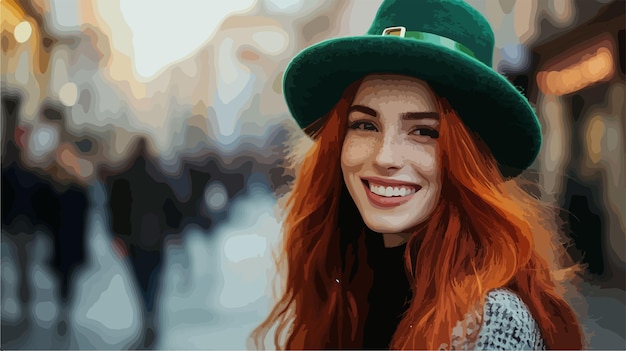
[2,180,282,350]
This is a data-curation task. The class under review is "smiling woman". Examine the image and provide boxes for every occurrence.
[249,0,586,350]
[342,75,442,246]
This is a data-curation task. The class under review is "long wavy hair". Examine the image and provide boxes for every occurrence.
[250,79,586,350]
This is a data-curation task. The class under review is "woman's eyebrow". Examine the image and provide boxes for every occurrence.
[401,112,440,121]
[348,105,439,121]
[348,104,378,117]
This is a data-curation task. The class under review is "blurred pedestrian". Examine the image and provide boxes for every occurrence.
[1,95,89,338]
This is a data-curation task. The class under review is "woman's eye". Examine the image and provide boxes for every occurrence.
[349,121,377,131]
[411,128,440,139]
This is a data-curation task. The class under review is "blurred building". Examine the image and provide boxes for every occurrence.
[1,0,111,186]
[502,0,624,289]
[2,0,52,119]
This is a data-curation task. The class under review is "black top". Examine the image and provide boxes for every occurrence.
[361,233,412,349]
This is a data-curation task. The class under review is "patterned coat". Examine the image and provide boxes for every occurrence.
[447,288,545,351]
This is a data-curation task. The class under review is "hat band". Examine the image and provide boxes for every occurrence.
[382,26,476,59]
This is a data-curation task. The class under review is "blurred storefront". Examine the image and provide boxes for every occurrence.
[2,0,102,187]
[509,0,624,289]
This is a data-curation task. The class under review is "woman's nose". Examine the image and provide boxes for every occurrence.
[374,134,403,171]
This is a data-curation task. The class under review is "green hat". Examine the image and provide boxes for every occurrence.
[283,0,541,177]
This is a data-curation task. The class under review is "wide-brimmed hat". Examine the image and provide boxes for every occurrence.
[283,0,541,177]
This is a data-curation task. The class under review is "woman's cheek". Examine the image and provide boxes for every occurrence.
[408,144,439,176]
[342,135,374,168]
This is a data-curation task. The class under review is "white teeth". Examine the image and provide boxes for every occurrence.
[368,183,416,197]
[385,187,393,197]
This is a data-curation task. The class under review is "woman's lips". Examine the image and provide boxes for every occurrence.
[361,178,421,208]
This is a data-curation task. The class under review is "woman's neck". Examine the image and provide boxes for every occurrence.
[382,233,411,248]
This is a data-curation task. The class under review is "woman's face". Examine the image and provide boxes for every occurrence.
[341,74,442,238]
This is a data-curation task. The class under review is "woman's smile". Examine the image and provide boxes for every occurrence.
[361,177,421,208]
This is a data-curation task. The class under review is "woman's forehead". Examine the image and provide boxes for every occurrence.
[353,74,439,111]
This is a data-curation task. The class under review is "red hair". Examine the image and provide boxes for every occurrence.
[250,80,585,350]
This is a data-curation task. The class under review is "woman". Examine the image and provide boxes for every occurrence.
[251,0,586,349]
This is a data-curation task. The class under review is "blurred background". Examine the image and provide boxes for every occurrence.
[1,0,624,349]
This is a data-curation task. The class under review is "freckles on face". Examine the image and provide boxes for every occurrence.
[341,130,375,171]
[409,144,438,176]
[340,74,442,236]
[342,130,438,177]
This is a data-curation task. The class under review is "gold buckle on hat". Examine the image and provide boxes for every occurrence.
[382,26,406,37]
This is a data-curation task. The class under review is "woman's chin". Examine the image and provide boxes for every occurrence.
[362,210,431,235]
[364,220,411,235]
